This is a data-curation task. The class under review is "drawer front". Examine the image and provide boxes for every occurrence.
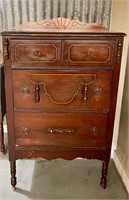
[63,40,116,66]
[11,40,61,67]
[13,70,112,110]
[14,112,107,148]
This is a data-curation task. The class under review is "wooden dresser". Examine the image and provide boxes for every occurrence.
[2,18,125,190]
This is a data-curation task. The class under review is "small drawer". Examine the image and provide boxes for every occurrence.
[63,40,116,66]
[12,70,112,110]
[11,40,61,67]
[14,112,107,148]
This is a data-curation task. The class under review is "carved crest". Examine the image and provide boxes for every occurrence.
[14,17,107,31]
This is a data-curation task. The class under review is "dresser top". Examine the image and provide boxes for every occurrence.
[1,18,126,37]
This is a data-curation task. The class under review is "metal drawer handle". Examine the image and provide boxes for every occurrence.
[46,128,75,134]
[82,84,88,103]
[33,50,42,57]
[35,84,40,103]
[90,127,98,135]
[86,51,94,57]
[22,126,30,135]
[94,86,102,95]
[21,86,30,94]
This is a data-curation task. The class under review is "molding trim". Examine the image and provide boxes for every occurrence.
[113,149,129,194]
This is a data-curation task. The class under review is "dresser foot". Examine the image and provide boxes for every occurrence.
[10,161,17,189]
[1,144,5,154]
[100,161,109,189]
[12,186,16,191]
[100,177,106,189]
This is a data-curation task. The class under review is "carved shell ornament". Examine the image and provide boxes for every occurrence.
[14,17,107,31]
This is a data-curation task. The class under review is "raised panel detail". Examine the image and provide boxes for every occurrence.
[11,40,61,67]
[12,70,112,111]
[14,112,107,148]
[64,40,116,66]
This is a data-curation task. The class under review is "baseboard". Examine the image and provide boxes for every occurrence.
[113,149,129,194]
[3,124,7,133]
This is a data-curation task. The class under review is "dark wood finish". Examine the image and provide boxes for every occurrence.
[10,161,16,190]
[100,160,109,189]
[63,40,116,66]
[11,40,61,66]
[0,54,6,153]
[2,18,126,189]
[14,112,107,148]
[12,70,112,110]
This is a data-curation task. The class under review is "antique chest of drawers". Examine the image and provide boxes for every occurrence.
[2,18,125,189]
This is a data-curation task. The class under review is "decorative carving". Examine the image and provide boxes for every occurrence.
[100,161,109,189]
[10,161,16,190]
[3,38,9,60]
[28,74,96,105]
[116,40,122,61]
[14,17,107,31]
[19,151,35,158]
[46,128,75,134]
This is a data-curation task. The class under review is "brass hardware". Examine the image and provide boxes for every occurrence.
[33,50,42,57]
[21,86,30,94]
[90,127,98,135]
[22,126,30,134]
[86,51,94,57]
[46,128,75,134]
[35,84,40,103]
[15,144,20,147]
[94,86,102,95]
[83,84,88,103]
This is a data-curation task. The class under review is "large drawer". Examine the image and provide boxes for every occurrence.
[63,40,116,66]
[14,112,107,148]
[12,70,112,111]
[11,40,61,67]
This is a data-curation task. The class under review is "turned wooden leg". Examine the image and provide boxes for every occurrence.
[10,161,17,190]
[100,160,109,189]
[0,121,5,153]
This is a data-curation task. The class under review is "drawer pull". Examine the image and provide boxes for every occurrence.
[86,51,94,57]
[33,50,42,57]
[46,128,75,134]
[94,86,102,95]
[22,126,30,134]
[21,86,30,94]
[35,84,40,103]
[83,84,88,103]
[90,127,98,135]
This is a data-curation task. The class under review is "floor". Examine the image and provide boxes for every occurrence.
[0,133,128,200]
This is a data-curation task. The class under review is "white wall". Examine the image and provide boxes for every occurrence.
[110,0,129,193]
